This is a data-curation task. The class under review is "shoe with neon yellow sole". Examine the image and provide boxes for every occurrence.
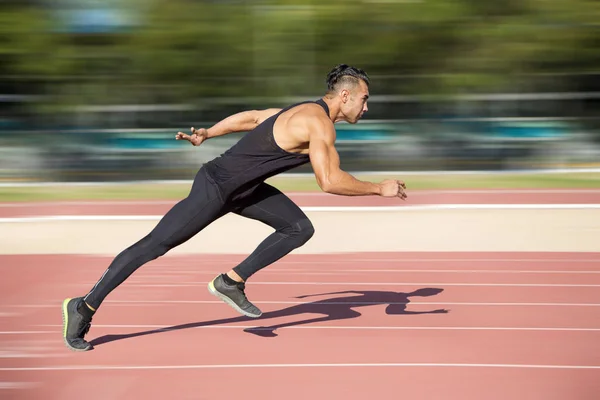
[62,297,93,351]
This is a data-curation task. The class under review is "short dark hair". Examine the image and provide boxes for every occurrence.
[326,64,370,93]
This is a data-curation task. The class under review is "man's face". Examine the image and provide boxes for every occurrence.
[341,80,369,124]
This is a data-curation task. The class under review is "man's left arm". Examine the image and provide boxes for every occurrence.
[176,108,281,146]
[205,108,281,138]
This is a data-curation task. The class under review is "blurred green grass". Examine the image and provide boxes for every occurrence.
[1,172,599,202]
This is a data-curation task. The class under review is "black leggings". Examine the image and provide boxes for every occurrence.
[83,168,314,310]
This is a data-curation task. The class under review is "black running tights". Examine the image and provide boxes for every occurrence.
[83,168,314,310]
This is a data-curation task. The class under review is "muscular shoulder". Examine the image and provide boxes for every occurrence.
[303,107,335,143]
[284,103,333,136]
[275,102,334,147]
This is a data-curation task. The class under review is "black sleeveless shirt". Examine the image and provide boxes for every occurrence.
[203,99,329,201]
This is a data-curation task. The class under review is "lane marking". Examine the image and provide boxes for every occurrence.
[0,382,39,389]
[7,300,600,308]
[136,269,600,275]
[2,257,598,265]
[2,362,599,372]
[271,259,600,264]
[0,351,63,359]
[36,324,600,332]
[102,300,600,307]
[139,258,600,264]
[1,203,600,222]
[0,312,20,317]
[136,268,600,279]
[124,281,600,288]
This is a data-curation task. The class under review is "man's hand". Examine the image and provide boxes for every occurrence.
[175,127,208,146]
[379,179,407,200]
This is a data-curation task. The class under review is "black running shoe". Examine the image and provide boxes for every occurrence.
[208,274,262,318]
[61,297,93,351]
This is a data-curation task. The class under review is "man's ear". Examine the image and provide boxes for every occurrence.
[340,89,350,103]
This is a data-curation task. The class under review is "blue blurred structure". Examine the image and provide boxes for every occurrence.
[0,92,596,182]
[490,121,568,140]
[52,0,137,34]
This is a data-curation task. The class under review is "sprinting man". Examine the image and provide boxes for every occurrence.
[62,64,408,351]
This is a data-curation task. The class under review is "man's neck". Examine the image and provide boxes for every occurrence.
[321,96,342,123]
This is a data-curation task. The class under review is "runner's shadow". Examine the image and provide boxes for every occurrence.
[90,288,448,347]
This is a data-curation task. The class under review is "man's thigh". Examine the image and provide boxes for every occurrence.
[231,183,309,230]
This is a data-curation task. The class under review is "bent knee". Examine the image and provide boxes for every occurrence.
[289,218,315,244]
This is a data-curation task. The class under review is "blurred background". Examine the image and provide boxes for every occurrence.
[1,0,600,182]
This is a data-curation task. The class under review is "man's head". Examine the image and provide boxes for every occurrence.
[325,64,370,124]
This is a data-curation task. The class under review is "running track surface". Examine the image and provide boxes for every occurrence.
[1,190,599,399]
[1,189,600,217]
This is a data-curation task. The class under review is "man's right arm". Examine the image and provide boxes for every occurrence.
[308,121,406,198]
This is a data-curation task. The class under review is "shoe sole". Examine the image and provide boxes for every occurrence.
[207,279,262,318]
[61,298,92,352]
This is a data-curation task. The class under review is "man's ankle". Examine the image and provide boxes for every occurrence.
[77,300,95,319]
[222,273,240,285]
[226,271,244,283]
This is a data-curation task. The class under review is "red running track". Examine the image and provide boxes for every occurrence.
[0,189,599,217]
[1,252,599,399]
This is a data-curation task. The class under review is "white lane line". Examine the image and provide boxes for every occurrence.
[0,341,67,358]
[37,324,600,332]
[103,300,600,307]
[0,200,179,207]
[268,259,600,264]
[282,269,600,274]
[3,258,598,264]
[2,362,599,372]
[0,351,65,359]
[1,203,600,222]
[0,382,39,389]
[6,300,600,308]
[137,269,600,275]
[270,260,600,265]
[145,258,600,264]
[124,281,600,288]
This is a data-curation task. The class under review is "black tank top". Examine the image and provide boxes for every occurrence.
[203,98,329,201]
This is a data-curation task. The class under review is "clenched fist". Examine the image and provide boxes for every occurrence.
[379,179,407,199]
